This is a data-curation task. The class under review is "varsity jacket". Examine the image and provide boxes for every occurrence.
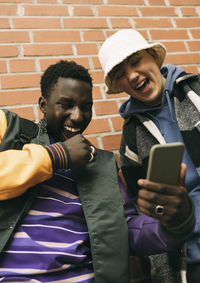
[0,109,130,283]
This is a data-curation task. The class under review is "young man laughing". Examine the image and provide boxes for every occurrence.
[0,60,195,283]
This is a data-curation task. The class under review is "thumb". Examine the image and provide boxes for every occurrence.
[179,163,187,186]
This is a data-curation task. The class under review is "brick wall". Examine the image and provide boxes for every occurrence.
[1,1,199,282]
[0,0,200,151]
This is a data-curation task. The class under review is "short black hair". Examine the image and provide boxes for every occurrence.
[40,60,93,99]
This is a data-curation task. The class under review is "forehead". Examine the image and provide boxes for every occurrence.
[49,77,92,101]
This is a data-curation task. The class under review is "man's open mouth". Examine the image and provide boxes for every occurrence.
[135,79,149,91]
[64,126,80,133]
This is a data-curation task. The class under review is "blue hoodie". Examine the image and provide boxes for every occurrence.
[119,64,200,264]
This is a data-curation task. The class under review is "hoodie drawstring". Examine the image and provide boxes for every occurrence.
[164,89,176,122]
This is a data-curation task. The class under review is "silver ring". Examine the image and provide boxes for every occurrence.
[90,146,95,154]
[155,205,164,216]
[88,153,94,162]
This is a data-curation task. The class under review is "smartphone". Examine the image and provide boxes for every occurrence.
[146,142,184,185]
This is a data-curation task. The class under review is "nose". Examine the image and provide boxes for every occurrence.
[70,107,83,122]
[126,66,139,83]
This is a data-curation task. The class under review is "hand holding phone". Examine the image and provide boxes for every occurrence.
[146,142,184,185]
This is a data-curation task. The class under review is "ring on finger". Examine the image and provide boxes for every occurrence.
[88,153,94,162]
[155,205,165,216]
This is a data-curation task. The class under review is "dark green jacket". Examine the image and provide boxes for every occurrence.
[0,109,131,283]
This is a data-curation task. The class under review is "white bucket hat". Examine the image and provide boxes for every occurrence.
[98,29,166,94]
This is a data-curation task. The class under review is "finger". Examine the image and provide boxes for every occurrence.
[137,197,154,216]
[137,179,179,196]
[179,163,186,186]
[138,188,177,205]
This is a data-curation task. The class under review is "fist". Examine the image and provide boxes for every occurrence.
[63,134,95,166]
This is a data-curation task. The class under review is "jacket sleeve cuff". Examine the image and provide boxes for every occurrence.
[160,198,195,240]
[45,142,71,170]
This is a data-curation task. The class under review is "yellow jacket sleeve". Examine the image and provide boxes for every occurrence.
[0,110,53,200]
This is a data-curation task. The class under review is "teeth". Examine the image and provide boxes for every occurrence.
[136,80,145,89]
[65,126,80,133]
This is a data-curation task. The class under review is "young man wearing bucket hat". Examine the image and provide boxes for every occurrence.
[98,29,200,283]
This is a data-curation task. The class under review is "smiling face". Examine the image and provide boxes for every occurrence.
[110,50,166,107]
[39,77,93,142]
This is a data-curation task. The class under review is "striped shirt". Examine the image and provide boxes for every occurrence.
[0,169,95,282]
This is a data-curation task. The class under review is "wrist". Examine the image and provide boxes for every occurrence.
[45,142,71,170]
[165,198,195,235]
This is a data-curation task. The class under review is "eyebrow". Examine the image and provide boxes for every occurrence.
[126,52,140,63]
[109,52,141,78]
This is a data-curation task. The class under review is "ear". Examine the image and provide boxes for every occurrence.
[38,96,47,115]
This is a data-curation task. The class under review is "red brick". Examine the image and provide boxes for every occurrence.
[0,31,29,43]
[175,18,200,28]
[92,86,102,100]
[181,65,199,74]
[108,0,144,3]
[181,8,198,16]
[84,136,98,148]
[169,0,200,5]
[0,60,7,73]
[76,44,98,55]
[190,29,200,39]
[83,30,104,41]
[39,57,89,72]
[101,134,121,150]
[150,29,188,40]
[1,74,41,90]
[10,59,36,73]
[111,116,124,131]
[187,41,200,52]
[110,18,132,28]
[0,90,40,106]
[33,31,80,42]
[92,56,101,69]
[13,18,61,29]
[63,0,102,3]
[94,101,118,115]
[0,4,17,15]
[0,18,10,28]
[97,6,138,16]
[106,92,129,99]
[73,6,94,16]
[149,0,167,4]
[2,0,31,2]
[9,107,35,121]
[135,18,172,28]
[161,41,186,52]
[0,45,18,58]
[23,5,69,16]
[84,118,110,134]
[38,0,58,3]
[63,18,108,29]
[90,70,104,84]
[166,53,200,65]
[24,44,73,56]
[140,7,176,17]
